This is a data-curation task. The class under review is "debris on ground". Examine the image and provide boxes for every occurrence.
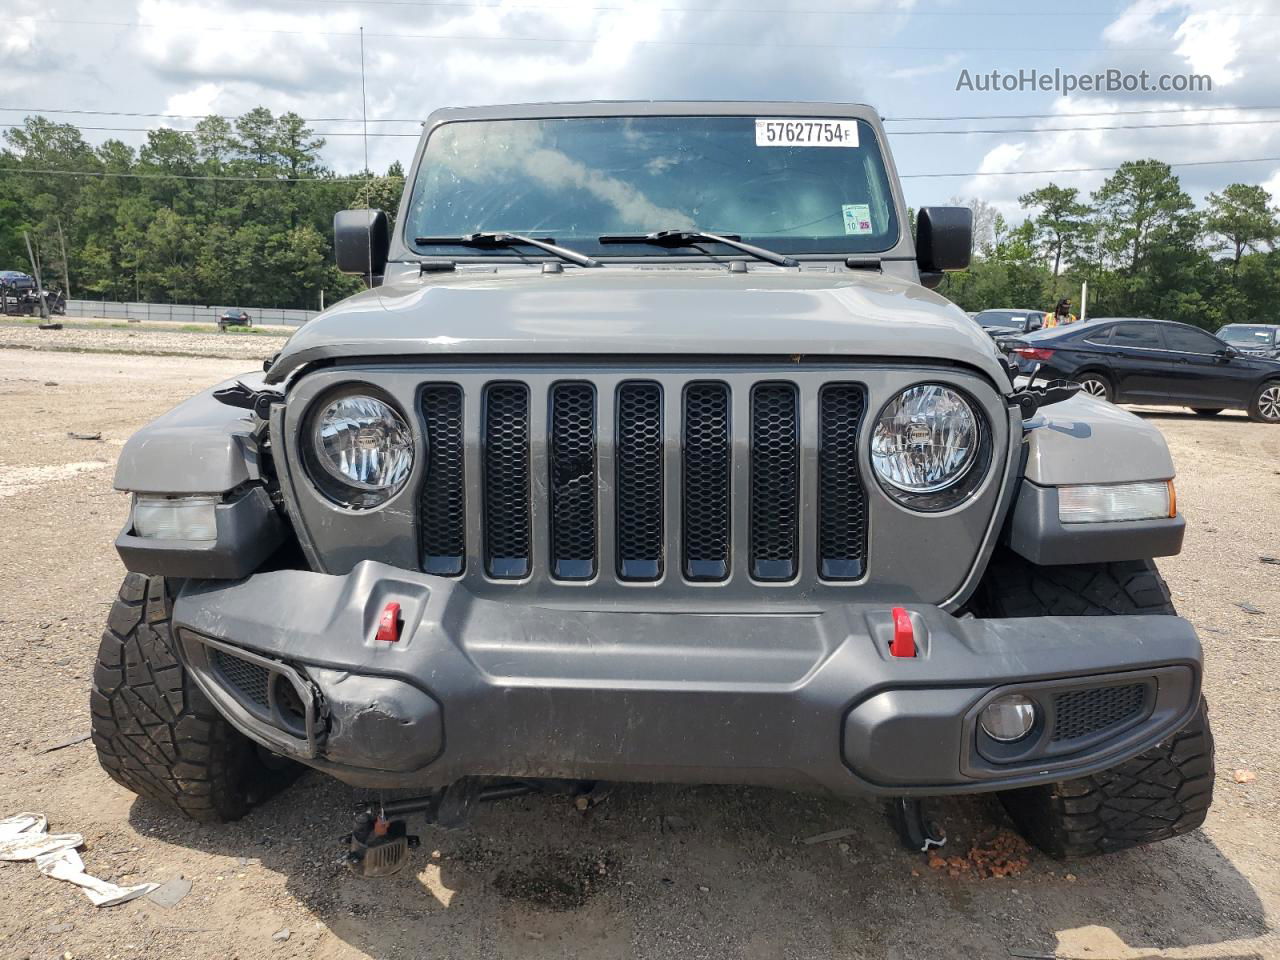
[147,874,193,908]
[67,431,102,441]
[38,322,63,331]
[271,927,291,942]
[927,830,1031,879]
[0,812,156,906]
[0,813,82,861]
[1233,769,1257,784]
[1260,556,1280,565]
[41,731,92,753]
[37,847,159,907]
[1236,602,1265,615]
[801,827,858,845]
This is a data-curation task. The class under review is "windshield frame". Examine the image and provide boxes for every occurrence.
[391,101,912,267]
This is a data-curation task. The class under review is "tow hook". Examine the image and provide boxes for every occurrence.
[888,797,947,853]
[344,779,596,877]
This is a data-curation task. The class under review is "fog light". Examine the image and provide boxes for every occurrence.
[132,495,219,541]
[979,694,1037,743]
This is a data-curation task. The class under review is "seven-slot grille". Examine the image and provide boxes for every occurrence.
[416,378,869,584]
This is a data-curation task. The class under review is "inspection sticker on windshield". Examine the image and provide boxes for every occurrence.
[842,204,873,235]
[755,119,859,148]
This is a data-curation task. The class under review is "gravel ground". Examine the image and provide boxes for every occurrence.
[0,320,292,362]
[0,344,1276,960]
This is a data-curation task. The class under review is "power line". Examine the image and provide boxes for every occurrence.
[4,122,420,138]
[900,156,1280,179]
[3,154,1278,185]
[887,104,1280,122]
[27,18,1180,51]
[8,103,1280,126]
[9,116,1280,142]
[0,167,387,183]
[149,0,1280,16]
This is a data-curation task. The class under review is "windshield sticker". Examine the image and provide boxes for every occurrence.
[755,119,859,148]
[842,203,873,235]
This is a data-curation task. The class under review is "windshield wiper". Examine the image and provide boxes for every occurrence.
[598,229,799,267]
[413,232,600,268]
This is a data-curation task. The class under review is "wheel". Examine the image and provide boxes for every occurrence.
[90,573,300,822]
[973,550,1215,859]
[1248,381,1280,423]
[1075,373,1112,402]
[1191,408,1223,417]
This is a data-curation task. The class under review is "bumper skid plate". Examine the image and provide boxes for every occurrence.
[174,562,1202,796]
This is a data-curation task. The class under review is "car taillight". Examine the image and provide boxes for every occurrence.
[1013,347,1055,362]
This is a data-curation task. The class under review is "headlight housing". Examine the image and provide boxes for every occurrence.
[870,383,990,511]
[305,393,414,509]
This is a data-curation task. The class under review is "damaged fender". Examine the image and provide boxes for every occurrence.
[1005,394,1184,565]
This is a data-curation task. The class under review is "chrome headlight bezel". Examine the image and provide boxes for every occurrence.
[302,388,416,510]
[869,382,992,512]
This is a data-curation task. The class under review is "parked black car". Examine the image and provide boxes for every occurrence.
[218,307,252,331]
[1010,317,1280,423]
[1216,323,1279,360]
[973,308,1045,336]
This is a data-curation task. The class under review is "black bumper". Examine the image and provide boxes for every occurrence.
[173,562,1202,796]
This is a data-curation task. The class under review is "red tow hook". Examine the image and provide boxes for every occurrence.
[889,607,916,658]
[376,602,402,643]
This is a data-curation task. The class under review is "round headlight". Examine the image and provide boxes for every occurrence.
[310,394,414,508]
[871,384,987,509]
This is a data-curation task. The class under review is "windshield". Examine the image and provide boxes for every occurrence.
[406,115,899,259]
[1219,326,1275,345]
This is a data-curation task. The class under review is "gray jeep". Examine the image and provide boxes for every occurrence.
[91,102,1212,865]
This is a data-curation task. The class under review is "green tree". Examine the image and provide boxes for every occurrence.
[1018,183,1093,277]
[1204,183,1279,273]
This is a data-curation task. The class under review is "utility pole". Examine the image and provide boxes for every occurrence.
[56,217,72,299]
[23,232,48,320]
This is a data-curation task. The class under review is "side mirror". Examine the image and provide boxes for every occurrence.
[1026,314,1044,332]
[1215,347,1236,362]
[334,209,390,284]
[916,206,973,274]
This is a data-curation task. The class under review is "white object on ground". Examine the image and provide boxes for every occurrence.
[36,847,158,907]
[0,812,82,861]
[1,811,156,907]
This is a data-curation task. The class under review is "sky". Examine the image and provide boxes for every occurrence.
[2,0,1279,221]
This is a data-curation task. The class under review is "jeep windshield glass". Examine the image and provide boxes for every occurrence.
[406,115,899,259]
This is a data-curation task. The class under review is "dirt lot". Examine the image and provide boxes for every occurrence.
[0,343,1277,960]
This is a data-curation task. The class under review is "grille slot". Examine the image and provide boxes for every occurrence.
[750,383,800,581]
[483,382,531,579]
[549,382,597,580]
[616,381,664,580]
[211,648,270,709]
[1051,684,1147,742]
[419,384,465,576]
[818,384,868,580]
[683,382,731,581]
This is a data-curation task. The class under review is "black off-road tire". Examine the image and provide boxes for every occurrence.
[90,573,299,822]
[974,550,1215,859]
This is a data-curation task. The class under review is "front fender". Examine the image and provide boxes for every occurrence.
[1004,394,1183,565]
[115,372,266,495]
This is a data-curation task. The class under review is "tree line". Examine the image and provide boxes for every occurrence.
[0,111,399,309]
[2,111,1278,326]
[940,162,1280,330]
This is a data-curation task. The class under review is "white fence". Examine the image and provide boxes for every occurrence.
[65,299,319,327]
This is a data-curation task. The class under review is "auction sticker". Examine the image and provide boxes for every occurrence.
[755,118,859,148]
[842,203,873,235]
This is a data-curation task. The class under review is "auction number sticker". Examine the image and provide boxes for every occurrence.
[755,118,859,148]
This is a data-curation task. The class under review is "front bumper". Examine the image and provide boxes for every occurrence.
[173,562,1202,796]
